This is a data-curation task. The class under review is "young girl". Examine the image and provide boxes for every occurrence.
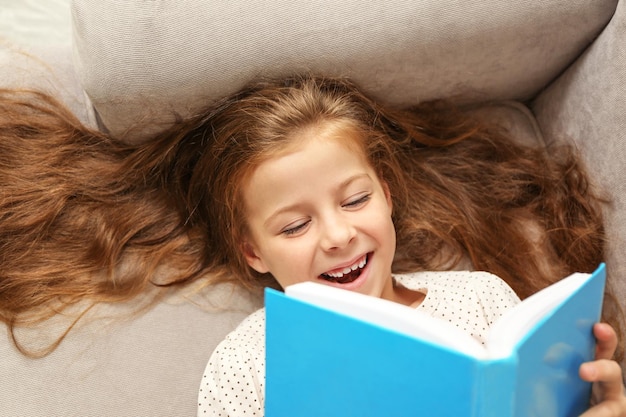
[1,76,624,415]
[175,76,625,415]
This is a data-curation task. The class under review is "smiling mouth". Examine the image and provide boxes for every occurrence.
[320,254,369,284]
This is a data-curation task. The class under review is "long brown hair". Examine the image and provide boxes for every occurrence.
[0,89,207,355]
[160,76,604,295]
[0,76,621,357]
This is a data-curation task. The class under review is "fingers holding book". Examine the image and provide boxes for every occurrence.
[579,323,626,416]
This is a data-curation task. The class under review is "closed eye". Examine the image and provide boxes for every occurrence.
[343,193,371,208]
[281,220,310,236]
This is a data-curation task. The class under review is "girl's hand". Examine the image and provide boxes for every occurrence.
[579,323,626,416]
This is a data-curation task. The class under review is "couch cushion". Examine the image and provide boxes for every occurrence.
[0,282,262,417]
[71,0,617,142]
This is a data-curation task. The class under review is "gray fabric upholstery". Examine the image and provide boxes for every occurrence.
[0,283,262,417]
[533,0,626,303]
[71,0,617,142]
[0,43,96,128]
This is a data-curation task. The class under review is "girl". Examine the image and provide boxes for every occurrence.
[177,76,625,415]
[0,76,624,415]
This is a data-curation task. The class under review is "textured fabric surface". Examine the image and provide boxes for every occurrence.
[0,0,72,46]
[0,44,95,127]
[0,283,262,417]
[71,0,618,141]
[0,0,94,127]
[533,0,626,308]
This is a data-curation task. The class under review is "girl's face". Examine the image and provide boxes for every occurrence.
[241,123,398,301]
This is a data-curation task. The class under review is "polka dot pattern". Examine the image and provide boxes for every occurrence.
[197,270,521,416]
[396,270,521,344]
[197,308,266,416]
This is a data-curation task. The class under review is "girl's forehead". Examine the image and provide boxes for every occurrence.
[242,128,379,218]
[239,119,372,195]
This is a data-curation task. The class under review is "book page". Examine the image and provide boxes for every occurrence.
[286,282,489,358]
[486,272,591,358]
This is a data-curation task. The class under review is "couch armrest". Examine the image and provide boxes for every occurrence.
[0,43,96,128]
[533,0,626,337]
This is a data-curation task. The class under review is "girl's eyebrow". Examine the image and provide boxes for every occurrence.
[338,173,371,189]
[263,173,373,228]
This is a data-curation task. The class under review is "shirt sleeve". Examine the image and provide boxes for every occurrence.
[197,309,266,417]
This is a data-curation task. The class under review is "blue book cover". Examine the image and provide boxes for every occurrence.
[265,264,606,417]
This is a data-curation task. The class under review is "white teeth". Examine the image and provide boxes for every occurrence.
[324,255,367,278]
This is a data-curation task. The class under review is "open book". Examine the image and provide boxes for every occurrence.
[265,263,606,417]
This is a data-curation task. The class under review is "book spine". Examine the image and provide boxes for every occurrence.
[475,358,516,417]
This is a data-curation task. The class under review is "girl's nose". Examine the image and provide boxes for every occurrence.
[320,214,356,251]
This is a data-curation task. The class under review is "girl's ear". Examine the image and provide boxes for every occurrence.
[242,241,270,274]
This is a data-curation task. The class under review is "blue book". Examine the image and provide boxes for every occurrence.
[265,264,606,417]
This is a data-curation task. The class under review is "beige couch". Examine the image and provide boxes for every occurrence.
[1,0,625,415]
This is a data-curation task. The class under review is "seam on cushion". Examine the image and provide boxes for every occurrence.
[497,100,547,147]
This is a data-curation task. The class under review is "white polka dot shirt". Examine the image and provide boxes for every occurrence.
[197,270,521,416]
